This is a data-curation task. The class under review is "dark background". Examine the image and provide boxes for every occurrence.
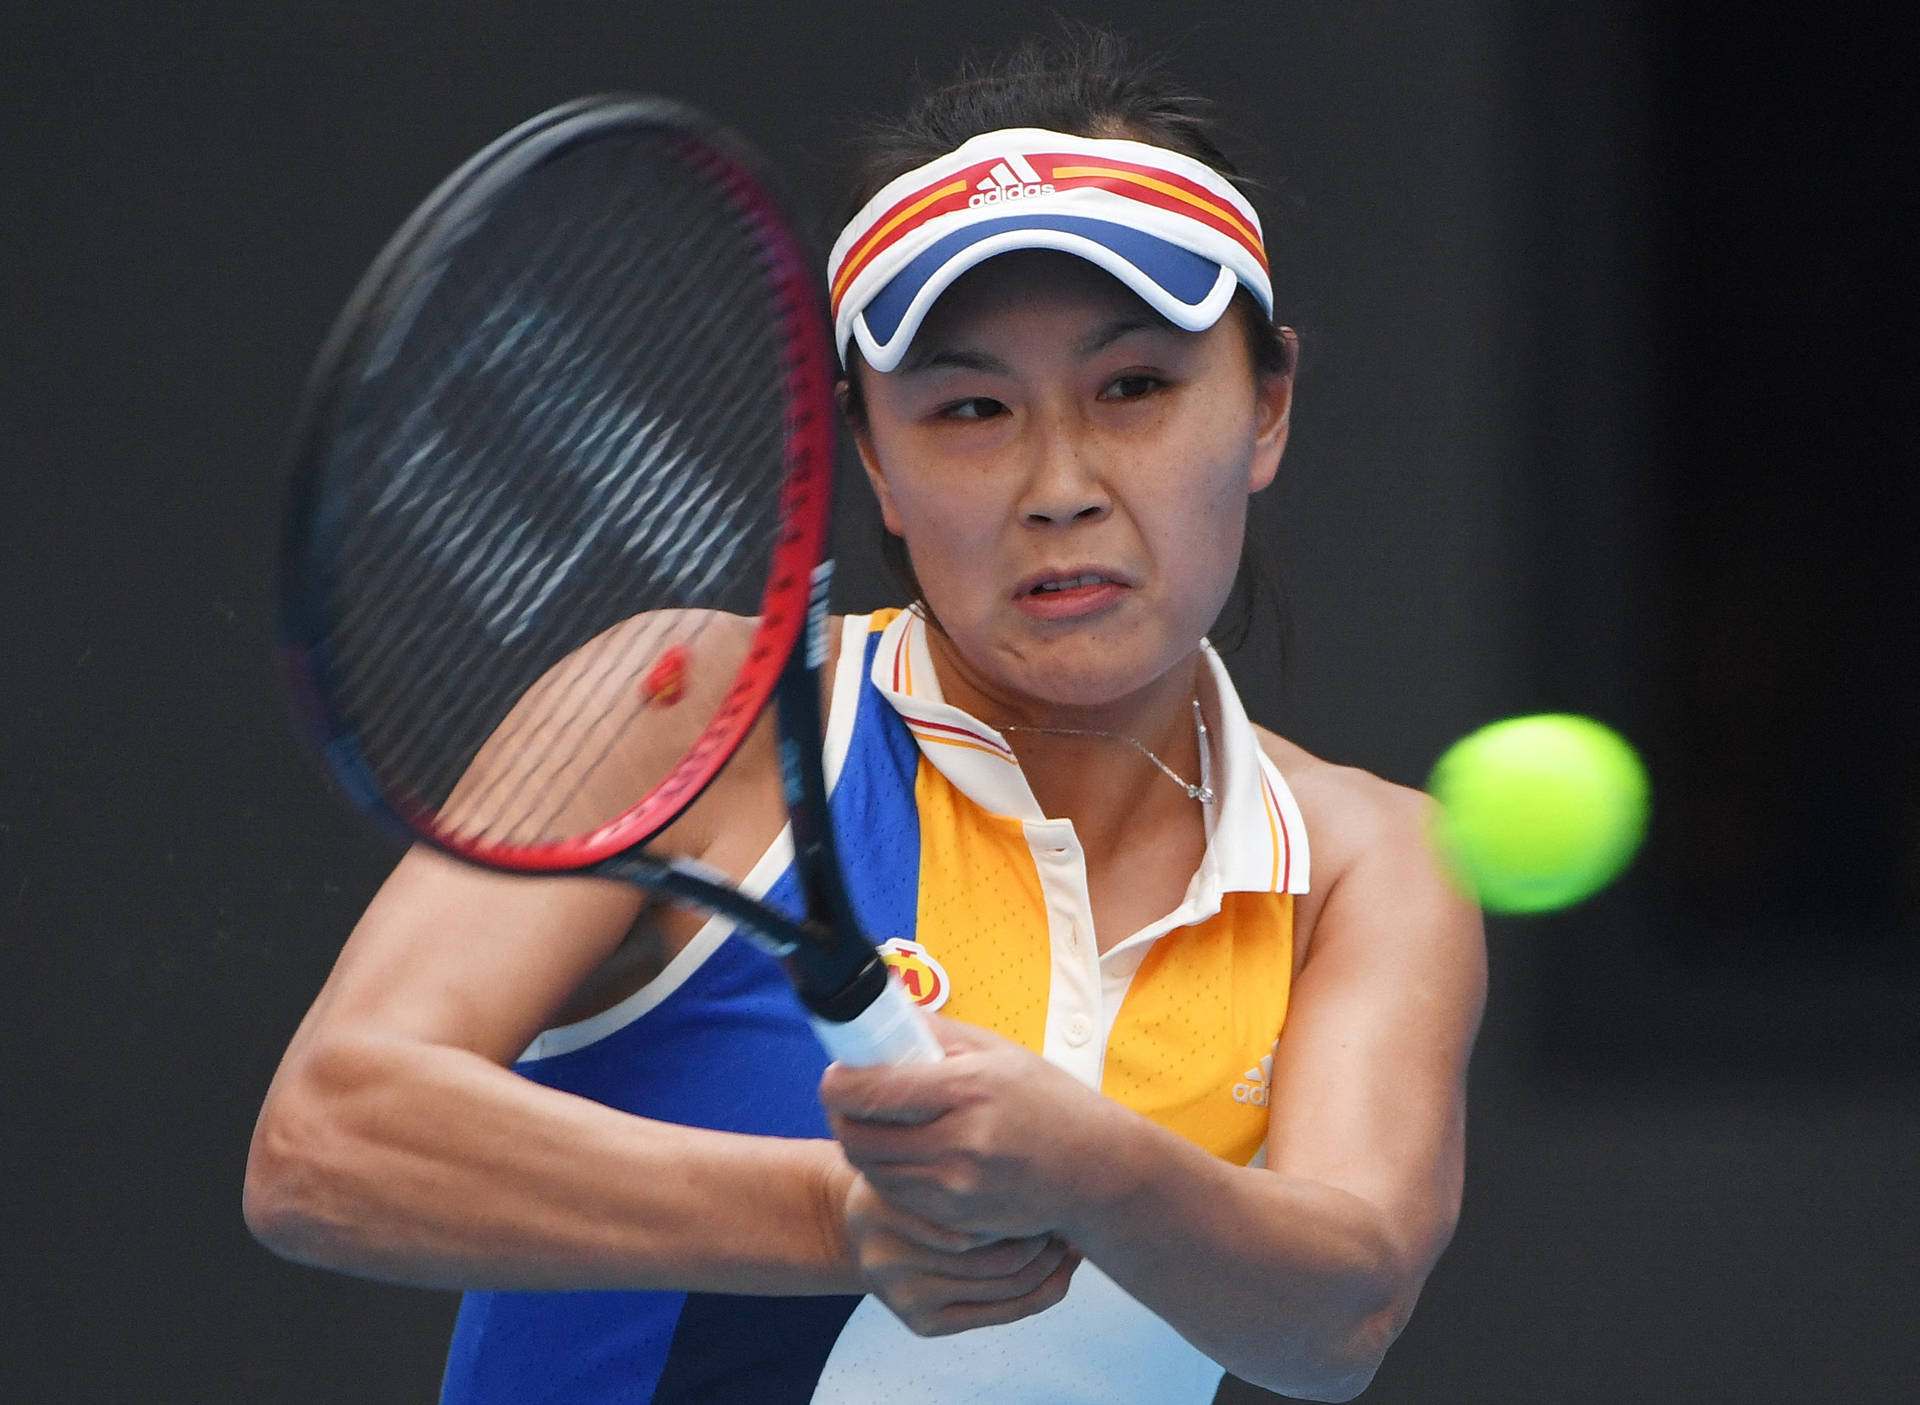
[6,2,1914,1401]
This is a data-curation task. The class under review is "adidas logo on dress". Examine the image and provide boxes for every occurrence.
[969,153,1056,207]
[1231,1053,1273,1106]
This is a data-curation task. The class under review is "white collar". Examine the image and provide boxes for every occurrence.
[869,609,1308,896]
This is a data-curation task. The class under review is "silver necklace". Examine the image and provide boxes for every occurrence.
[1000,699,1216,804]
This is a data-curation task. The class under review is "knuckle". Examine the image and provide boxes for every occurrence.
[938,1158,984,1200]
[908,1313,954,1339]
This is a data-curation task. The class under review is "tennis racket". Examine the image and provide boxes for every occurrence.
[278,95,940,1067]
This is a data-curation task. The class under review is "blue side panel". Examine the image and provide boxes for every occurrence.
[822,628,923,949]
[441,628,925,1404]
[650,1294,867,1404]
[440,935,844,1405]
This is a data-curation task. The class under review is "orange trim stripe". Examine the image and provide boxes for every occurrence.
[908,729,1022,764]
[831,152,1269,317]
[831,177,970,309]
[1258,766,1291,892]
[1044,151,1256,214]
[898,710,1016,759]
[1048,164,1265,267]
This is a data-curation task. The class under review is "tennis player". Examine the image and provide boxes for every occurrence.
[247,31,1484,1404]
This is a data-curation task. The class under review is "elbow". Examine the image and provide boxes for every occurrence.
[1278,1286,1406,1402]
[242,1041,387,1268]
[1287,1325,1395,1403]
[243,1085,337,1265]
[1265,1296,1408,1402]
[1251,1217,1444,1401]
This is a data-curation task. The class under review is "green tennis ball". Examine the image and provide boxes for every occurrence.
[1426,714,1649,914]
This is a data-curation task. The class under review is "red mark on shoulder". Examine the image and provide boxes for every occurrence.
[641,645,690,707]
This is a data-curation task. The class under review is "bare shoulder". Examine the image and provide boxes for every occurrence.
[1252,726,1471,970]
[493,606,854,864]
[1253,726,1437,886]
[655,610,851,863]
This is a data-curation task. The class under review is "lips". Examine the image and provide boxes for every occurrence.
[1033,572,1108,594]
[1011,566,1134,620]
[1013,566,1134,599]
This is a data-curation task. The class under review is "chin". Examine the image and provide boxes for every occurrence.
[994,633,1182,709]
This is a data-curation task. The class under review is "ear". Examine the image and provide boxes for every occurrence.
[1246,327,1298,494]
[837,378,906,536]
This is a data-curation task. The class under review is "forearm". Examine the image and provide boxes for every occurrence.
[1064,1113,1415,1400]
[245,1030,859,1295]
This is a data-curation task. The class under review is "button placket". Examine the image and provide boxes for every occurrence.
[1027,818,1107,1085]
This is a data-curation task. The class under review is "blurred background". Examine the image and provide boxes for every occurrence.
[5,2,1914,1400]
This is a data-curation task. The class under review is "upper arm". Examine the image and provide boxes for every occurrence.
[1262,779,1486,1274]
[276,607,791,1071]
[279,847,646,1071]
[247,847,647,1233]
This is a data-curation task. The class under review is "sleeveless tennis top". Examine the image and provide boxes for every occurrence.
[439,610,1311,1405]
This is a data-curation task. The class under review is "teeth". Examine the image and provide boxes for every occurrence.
[1035,574,1105,593]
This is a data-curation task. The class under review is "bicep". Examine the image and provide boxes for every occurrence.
[1263,789,1486,1267]
[286,845,645,1068]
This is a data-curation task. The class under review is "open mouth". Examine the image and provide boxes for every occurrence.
[1030,573,1111,594]
[1014,569,1131,618]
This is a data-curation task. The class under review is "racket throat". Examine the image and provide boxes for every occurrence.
[785,939,889,1023]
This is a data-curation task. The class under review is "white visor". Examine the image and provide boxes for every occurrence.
[828,128,1273,373]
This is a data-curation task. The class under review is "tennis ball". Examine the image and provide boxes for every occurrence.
[1426,714,1649,914]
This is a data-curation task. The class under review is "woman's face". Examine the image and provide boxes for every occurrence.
[850,251,1294,718]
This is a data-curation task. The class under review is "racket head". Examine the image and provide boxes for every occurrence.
[279,96,837,873]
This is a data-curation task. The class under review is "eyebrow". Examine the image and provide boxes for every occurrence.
[1073,314,1165,356]
[898,346,1012,376]
[898,315,1169,377]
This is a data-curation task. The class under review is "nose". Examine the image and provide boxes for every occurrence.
[1017,416,1111,527]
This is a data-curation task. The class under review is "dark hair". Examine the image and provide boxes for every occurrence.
[840,25,1290,656]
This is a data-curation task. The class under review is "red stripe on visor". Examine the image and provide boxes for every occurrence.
[828,128,1273,372]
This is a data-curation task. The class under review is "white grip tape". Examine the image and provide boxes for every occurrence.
[811,974,945,1066]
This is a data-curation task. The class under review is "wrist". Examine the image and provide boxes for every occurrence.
[1056,1101,1221,1251]
[804,1140,865,1292]
[1054,1096,1158,1240]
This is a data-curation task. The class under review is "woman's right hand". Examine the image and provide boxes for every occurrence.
[838,1170,1080,1337]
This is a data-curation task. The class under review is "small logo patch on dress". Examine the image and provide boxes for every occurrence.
[877,937,951,1011]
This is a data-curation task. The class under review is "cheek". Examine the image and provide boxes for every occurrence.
[867,444,1007,607]
[888,469,996,552]
[1139,428,1255,543]
[1135,439,1255,616]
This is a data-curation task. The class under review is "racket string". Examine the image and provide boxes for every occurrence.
[316,131,802,838]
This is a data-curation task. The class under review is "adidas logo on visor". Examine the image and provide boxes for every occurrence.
[970,153,1055,207]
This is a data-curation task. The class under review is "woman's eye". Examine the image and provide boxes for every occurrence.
[940,397,1006,421]
[1102,374,1163,401]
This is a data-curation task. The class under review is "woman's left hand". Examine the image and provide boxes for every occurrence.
[819,1015,1123,1242]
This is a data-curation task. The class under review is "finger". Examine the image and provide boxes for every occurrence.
[854,1162,1013,1236]
[819,1062,953,1126]
[846,1185,1001,1255]
[826,1109,960,1164]
[923,1013,1005,1055]
[907,1232,1061,1283]
[886,1236,1072,1311]
[897,1247,1082,1337]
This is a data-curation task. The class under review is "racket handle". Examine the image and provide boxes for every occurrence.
[810,975,944,1066]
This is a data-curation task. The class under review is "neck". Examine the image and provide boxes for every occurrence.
[922,623,1214,844]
